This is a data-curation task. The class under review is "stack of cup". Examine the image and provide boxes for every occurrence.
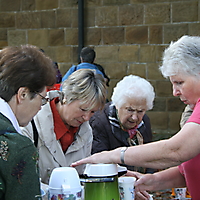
[118,177,136,200]
[48,167,82,200]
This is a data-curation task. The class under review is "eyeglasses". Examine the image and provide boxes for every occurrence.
[124,107,146,116]
[35,92,49,106]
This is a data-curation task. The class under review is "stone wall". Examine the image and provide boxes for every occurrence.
[0,0,199,138]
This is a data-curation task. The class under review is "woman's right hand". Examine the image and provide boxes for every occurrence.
[124,171,153,200]
[134,173,156,193]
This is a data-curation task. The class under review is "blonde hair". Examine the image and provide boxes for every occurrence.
[61,69,107,111]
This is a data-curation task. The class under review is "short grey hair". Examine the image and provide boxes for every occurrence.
[111,75,155,110]
[160,35,200,78]
[61,69,107,110]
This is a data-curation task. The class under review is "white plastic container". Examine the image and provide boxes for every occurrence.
[84,163,118,177]
[48,167,82,200]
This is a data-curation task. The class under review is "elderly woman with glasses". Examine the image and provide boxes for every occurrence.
[90,75,155,173]
[21,69,107,184]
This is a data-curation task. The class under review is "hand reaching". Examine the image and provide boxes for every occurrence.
[125,170,154,200]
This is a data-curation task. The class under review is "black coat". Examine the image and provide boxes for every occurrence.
[89,102,154,172]
[90,102,153,153]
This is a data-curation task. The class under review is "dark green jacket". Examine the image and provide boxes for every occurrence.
[0,113,41,200]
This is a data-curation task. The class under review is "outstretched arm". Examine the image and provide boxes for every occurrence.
[71,123,200,170]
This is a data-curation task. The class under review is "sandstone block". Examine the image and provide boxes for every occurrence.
[119,4,143,25]
[0,41,8,48]
[0,29,7,40]
[104,0,129,5]
[169,112,182,131]
[85,8,95,27]
[103,27,124,45]
[167,98,185,112]
[104,62,127,79]
[65,28,78,45]
[151,97,166,112]
[147,111,168,130]
[60,0,78,8]
[147,63,164,80]
[149,25,162,44]
[49,29,65,46]
[189,23,200,36]
[57,9,72,28]
[96,6,118,26]
[35,0,58,10]
[0,0,20,11]
[119,45,139,62]
[126,26,148,44]
[85,28,101,45]
[21,0,35,10]
[128,63,146,78]
[55,46,72,63]
[41,11,56,28]
[72,9,78,28]
[139,45,157,62]
[156,45,167,62]
[172,1,198,22]
[8,30,27,46]
[145,3,170,24]
[28,29,48,46]
[0,13,15,28]
[16,12,41,29]
[163,24,188,44]
[95,46,119,62]
[156,80,172,97]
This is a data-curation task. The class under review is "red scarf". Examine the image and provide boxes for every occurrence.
[50,98,78,152]
[128,125,138,139]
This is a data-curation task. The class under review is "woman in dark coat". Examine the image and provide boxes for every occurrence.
[90,75,155,173]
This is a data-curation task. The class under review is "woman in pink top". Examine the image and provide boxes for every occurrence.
[71,35,200,199]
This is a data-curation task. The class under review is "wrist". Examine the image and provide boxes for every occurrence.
[120,147,128,164]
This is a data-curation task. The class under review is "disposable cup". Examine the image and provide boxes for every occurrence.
[118,177,136,200]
